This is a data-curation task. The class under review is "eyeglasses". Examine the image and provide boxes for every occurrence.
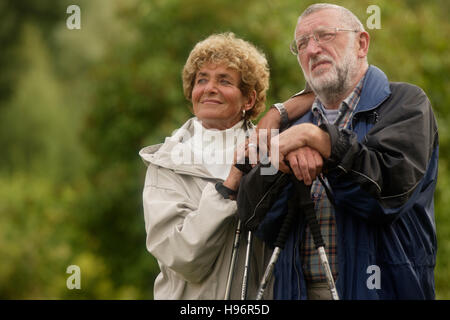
[290,27,359,55]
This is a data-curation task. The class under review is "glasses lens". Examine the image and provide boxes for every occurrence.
[315,28,337,43]
[291,27,338,55]
[289,39,298,55]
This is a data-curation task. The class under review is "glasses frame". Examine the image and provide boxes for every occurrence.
[290,27,359,55]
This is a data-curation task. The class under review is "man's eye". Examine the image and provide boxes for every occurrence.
[298,38,309,50]
[298,41,308,50]
[297,36,310,49]
[318,32,335,41]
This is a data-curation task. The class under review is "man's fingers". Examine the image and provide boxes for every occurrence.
[303,147,317,184]
[284,147,324,185]
[312,149,323,176]
[297,152,312,185]
[286,154,302,181]
[278,161,292,174]
[277,153,291,174]
[305,146,323,180]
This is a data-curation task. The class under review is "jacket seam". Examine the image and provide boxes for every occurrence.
[337,164,348,174]
[380,179,421,200]
[147,184,180,193]
[349,169,382,192]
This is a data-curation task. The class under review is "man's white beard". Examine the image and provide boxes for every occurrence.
[303,43,359,106]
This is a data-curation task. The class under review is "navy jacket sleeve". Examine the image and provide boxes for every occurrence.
[320,83,438,221]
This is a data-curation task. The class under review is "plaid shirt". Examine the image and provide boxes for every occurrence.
[300,76,364,283]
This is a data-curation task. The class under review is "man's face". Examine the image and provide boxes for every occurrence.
[295,9,360,101]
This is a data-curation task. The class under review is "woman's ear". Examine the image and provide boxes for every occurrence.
[244,89,257,111]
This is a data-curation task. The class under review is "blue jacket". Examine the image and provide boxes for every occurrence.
[243,66,438,299]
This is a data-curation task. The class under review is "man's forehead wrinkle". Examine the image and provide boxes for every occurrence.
[295,10,340,36]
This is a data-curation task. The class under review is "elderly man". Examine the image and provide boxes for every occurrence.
[239,3,438,300]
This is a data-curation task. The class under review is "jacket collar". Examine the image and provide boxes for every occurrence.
[355,65,391,113]
[139,117,255,179]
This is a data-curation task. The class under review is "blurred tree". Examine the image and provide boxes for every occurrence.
[0,0,64,103]
[0,24,84,181]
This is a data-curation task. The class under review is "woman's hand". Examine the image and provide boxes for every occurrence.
[222,139,255,197]
[223,166,243,193]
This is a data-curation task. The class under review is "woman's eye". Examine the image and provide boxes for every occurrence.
[220,79,231,85]
[197,78,207,84]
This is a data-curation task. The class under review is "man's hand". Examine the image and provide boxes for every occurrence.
[285,147,323,185]
[271,123,332,162]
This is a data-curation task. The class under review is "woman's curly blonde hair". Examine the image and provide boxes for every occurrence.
[182,32,270,120]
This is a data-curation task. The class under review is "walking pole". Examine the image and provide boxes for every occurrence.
[255,194,297,300]
[241,230,253,300]
[293,179,339,300]
[225,219,242,300]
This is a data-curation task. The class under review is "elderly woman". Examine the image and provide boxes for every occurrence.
[139,33,272,299]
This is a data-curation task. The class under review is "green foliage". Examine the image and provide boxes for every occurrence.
[0,0,65,102]
[0,0,448,299]
[0,24,84,182]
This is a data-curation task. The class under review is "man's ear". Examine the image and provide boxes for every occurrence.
[357,31,370,58]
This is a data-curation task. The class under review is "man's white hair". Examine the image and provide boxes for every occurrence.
[298,3,365,32]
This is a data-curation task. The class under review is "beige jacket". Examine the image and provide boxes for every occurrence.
[139,118,273,300]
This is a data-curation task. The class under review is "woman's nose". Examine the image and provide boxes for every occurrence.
[204,80,218,93]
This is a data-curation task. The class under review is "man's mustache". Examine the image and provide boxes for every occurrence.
[309,55,334,71]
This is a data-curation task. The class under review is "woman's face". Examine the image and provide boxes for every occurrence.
[191,63,252,130]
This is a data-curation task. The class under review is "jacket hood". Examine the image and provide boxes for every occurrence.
[139,117,213,179]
